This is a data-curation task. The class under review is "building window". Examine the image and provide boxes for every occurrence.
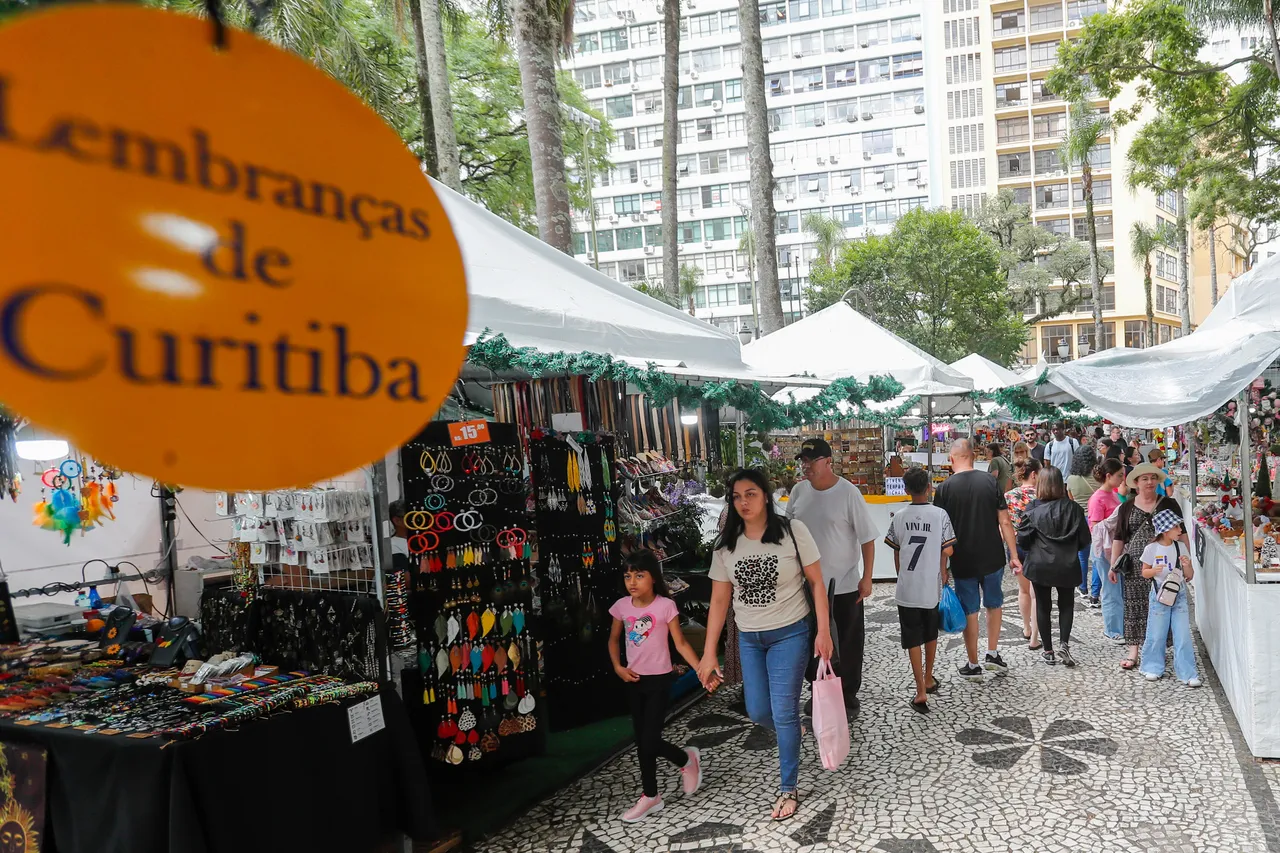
[603,61,631,85]
[692,48,721,72]
[790,0,820,21]
[827,62,858,88]
[860,57,891,84]
[634,57,662,81]
[866,201,897,225]
[997,116,1030,143]
[689,12,718,37]
[695,82,723,107]
[860,20,888,46]
[1040,217,1070,236]
[1074,178,1113,205]
[1086,143,1112,171]
[777,211,799,233]
[705,250,735,272]
[1041,324,1073,359]
[832,203,864,227]
[676,187,700,211]
[705,220,734,242]
[705,283,737,307]
[1076,321,1116,352]
[998,152,1028,178]
[823,0,854,14]
[1068,0,1108,22]
[1033,111,1067,138]
[794,66,824,91]
[993,9,1025,36]
[1030,39,1061,68]
[1030,2,1063,30]
[615,227,643,250]
[796,103,826,127]
[1124,320,1147,348]
[894,88,925,114]
[1078,285,1116,313]
[1073,214,1113,240]
[1030,77,1057,103]
[600,28,628,51]
[763,37,788,61]
[892,16,922,42]
[725,79,744,103]
[994,45,1027,73]
[892,51,923,78]
[606,95,633,119]
[800,172,829,194]
[995,81,1027,109]
[1156,188,1178,214]
[701,184,731,207]
[1034,149,1063,175]
[1156,284,1178,314]
[644,224,662,245]
[722,9,739,32]
[863,128,894,154]
[1037,182,1069,209]
[679,222,702,244]
[759,1,787,26]
[575,67,602,89]
[768,107,793,132]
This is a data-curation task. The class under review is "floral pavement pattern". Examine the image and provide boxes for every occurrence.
[468,575,1280,853]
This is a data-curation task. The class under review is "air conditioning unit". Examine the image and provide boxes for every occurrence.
[819,193,827,201]
[644,245,655,255]
[687,0,695,7]
[914,33,922,40]
[643,178,651,186]
[688,207,696,215]
[896,147,906,156]
[631,83,640,91]
[829,154,838,164]
[846,114,858,122]
[586,252,594,261]
[726,269,735,278]
[817,156,826,164]
[704,240,713,248]
[863,151,873,160]
[917,178,928,187]
[862,112,874,120]
[914,104,925,114]
[860,41,869,48]
[712,100,723,111]
[883,182,895,190]
[631,213,642,221]
[785,193,796,202]
[652,139,662,147]
[814,117,826,126]
[609,214,619,223]
[690,71,700,80]
[794,51,804,59]
[648,25,657,35]
[835,44,846,52]
[851,187,861,195]
[1068,18,1081,27]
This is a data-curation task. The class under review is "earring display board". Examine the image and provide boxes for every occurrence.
[531,429,623,730]
[400,421,546,767]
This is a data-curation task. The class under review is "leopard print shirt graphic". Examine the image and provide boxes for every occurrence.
[733,554,780,607]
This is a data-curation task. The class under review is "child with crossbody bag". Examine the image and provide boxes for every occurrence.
[1137,510,1202,687]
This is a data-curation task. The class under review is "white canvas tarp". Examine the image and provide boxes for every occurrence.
[1026,254,1280,428]
[950,353,1021,392]
[432,179,747,374]
[741,303,974,397]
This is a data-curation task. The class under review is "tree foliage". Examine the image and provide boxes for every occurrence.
[806,208,1026,365]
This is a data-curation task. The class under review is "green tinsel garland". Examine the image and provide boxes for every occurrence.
[986,385,1083,423]
[467,332,908,431]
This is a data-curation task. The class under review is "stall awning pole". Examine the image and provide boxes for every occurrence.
[926,396,934,477]
[1239,390,1257,584]
[736,417,745,468]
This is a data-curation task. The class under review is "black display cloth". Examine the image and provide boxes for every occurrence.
[0,685,433,853]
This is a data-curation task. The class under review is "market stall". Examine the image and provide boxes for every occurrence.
[1025,254,1280,757]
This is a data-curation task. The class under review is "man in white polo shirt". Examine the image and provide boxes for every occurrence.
[787,437,878,716]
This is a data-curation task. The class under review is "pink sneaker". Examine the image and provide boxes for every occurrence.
[680,747,703,795]
[621,795,664,823]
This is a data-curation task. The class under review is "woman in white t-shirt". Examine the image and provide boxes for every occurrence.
[698,469,832,822]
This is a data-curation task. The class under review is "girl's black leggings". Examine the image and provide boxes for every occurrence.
[628,673,687,797]
[1032,583,1076,652]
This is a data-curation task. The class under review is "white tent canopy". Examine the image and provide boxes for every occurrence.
[950,353,1021,392]
[432,178,749,375]
[741,303,974,397]
[1024,254,1280,428]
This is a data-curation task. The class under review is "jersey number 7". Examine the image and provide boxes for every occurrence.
[905,535,928,572]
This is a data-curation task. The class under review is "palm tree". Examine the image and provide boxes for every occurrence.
[1059,97,1110,353]
[1185,0,1280,84]
[417,0,462,190]
[661,0,680,302]
[738,0,783,334]
[1130,221,1174,347]
[802,211,846,270]
[497,0,575,253]
[678,263,702,315]
[1176,189,1192,334]
[738,228,759,335]
[406,0,439,175]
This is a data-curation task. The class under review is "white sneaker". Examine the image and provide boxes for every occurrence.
[1143,672,1161,682]
[621,795,664,822]
[1183,677,1203,688]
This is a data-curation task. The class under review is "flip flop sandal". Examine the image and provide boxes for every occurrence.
[1120,656,1139,670]
[911,699,930,714]
[925,679,940,694]
[772,792,800,822]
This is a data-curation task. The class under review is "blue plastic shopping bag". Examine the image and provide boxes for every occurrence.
[939,585,966,634]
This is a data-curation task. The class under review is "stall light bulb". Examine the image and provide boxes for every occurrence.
[680,413,699,425]
[15,439,69,461]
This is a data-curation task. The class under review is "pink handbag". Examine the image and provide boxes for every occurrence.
[811,657,850,771]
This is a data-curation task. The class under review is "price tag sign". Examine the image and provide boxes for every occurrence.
[448,420,491,447]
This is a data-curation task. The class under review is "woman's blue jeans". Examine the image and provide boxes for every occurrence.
[1096,555,1124,639]
[738,618,810,793]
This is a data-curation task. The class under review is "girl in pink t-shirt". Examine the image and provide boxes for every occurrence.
[608,550,711,823]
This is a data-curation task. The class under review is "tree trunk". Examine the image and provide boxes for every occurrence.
[1083,164,1103,352]
[738,0,782,334]
[1209,226,1219,307]
[1177,189,1191,334]
[420,0,461,191]
[661,0,680,301]
[1264,0,1280,84]
[407,0,438,177]
[514,0,573,253]
[1144,259,1155,348]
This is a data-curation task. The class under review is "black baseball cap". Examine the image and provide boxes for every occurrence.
[796,438,833,460]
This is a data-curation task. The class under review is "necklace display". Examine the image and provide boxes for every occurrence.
[401,421,545,765]
[531,430,621,729]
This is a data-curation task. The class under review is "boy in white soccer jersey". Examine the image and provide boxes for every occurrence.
[885,467,955,714]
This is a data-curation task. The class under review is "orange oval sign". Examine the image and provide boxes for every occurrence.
[0,5,467,490]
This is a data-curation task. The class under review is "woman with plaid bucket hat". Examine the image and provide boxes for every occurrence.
[1137,509,1201,686]
[1110,463,1186,671]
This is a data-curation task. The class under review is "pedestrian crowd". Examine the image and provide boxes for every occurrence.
[606,425,1199,825]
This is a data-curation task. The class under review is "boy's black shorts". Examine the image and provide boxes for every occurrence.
[898,605,940,649]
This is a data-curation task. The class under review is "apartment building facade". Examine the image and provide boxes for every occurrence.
[567,0,941,335]
[933,0,1249,364]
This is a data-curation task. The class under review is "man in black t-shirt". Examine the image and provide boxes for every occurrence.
[934,439,1022,681]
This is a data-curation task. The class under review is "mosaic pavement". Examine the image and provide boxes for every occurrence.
[469,577,1280,853]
